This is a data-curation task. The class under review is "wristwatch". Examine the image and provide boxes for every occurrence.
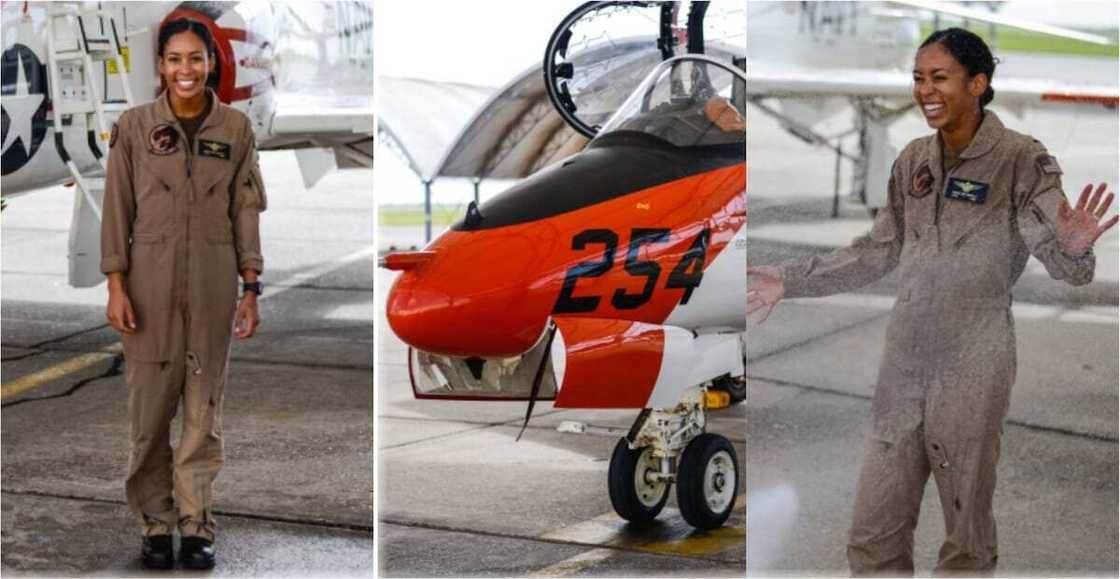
[242,281,263,296]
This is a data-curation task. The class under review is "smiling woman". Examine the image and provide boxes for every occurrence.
[748,26,1117,575]
[99,17,267,572]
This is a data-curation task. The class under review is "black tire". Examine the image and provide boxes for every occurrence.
[677,433,739,530]
[711,374,746,404]
[608,437,670,523]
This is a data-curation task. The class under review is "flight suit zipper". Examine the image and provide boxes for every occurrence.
[171,120,197,374]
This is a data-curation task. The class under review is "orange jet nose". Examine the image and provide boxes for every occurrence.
[384,231,552,358]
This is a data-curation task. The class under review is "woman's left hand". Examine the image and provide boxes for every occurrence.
[1057,183,1119,257]
[234,293,260,339]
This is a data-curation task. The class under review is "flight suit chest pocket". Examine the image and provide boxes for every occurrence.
[940,167,1008,248]
[134,153,182,229]
[194,156,232,200]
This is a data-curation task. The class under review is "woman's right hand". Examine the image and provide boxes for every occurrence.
[106,274,137,334]
[747,265,785,323]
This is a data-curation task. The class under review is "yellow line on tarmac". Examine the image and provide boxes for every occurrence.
[534,493,746,574]
[1,343,122,401]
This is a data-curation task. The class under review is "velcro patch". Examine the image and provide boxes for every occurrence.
[945,178,989,204]
[1037,154,1062,175]
[198,139,231,160]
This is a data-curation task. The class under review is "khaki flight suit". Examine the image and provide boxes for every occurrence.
[101,90,266,540]
[780,112,1094,574]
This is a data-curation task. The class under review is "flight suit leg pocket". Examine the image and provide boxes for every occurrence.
[124,233,174,362]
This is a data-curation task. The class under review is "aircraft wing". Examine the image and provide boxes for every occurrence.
[747,67,1120,108]
[259,93,374,186]
[263,93,373,148]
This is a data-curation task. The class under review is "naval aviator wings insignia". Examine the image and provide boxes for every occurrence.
[198,139,231,160]
[945,177,989,204]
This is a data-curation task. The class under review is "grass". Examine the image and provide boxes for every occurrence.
[379,205,465,227]
[920,23,1119,57]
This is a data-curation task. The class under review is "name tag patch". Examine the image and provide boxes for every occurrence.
[945,178,989,204]
[198,139,231,160]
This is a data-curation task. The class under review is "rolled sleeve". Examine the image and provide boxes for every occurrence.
[229,123,267,274]
[1015,142,1095,286]
[100,111,136,274]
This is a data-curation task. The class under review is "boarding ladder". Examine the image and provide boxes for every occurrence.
[45,3,134,287]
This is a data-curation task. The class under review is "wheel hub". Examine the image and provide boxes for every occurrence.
[703,450,735,512]
[634,448,668,507]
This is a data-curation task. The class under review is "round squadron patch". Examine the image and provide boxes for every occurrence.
[148,124,179,155]
[109,122,119,148]
[911,163,933,198]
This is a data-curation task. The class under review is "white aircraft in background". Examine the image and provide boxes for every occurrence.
[1,1,374,287]
[745,0,1119,213]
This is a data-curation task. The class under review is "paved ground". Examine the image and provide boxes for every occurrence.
[1,151,374,576]
[744,95,1119,575]
[376,268,747,578]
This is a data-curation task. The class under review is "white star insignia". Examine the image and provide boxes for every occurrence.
[1,50,46,158]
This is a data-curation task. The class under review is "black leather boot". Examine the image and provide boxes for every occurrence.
[141,535,174,570]
[180,536,216,570]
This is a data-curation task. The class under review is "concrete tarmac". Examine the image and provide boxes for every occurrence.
[377,271,747,577]
[1,151,374,575]
[745,97,1118,575]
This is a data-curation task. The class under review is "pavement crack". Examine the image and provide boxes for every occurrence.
[378,409,569,450]
[750,374,1119,443]
[378,518,742,564]
[28,323,112,350]
[1,354,123,409]
[1,349,45,362]
[1,489,372,533]
[748,310,890,363]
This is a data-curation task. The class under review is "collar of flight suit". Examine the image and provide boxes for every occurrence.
[925,110,1005,179]
[924,111,1008,248]
[154,88,226,137]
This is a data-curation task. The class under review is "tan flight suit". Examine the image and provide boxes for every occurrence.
[780,112,1094,575]
[101,89,266,540]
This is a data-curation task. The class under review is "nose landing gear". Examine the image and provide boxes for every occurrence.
[606,387,739,530]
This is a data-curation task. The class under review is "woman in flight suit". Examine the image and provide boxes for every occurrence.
[101,18,266,570]
[747,28,1117,574]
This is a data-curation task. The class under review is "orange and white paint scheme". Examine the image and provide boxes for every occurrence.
[384,53,746,531]
[386,56,746,412]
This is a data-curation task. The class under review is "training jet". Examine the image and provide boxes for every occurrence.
[383,1,747,530]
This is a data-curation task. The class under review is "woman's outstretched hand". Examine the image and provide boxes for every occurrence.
[1057,183,1118,257]
[747,265,785,324]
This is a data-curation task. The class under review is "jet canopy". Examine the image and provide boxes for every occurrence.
[593,55,745,150]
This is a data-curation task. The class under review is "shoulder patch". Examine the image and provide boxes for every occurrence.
[1037,154,1062,175]
[109,122,118,148]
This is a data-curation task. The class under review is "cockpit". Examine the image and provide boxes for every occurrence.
[594,56,745,150]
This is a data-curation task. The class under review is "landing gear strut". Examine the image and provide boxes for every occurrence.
[606,387,739,529]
